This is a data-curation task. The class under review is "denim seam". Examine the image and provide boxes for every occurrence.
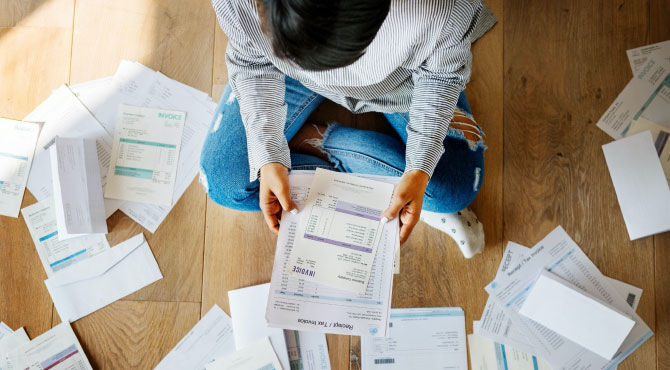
[285,93,321,135]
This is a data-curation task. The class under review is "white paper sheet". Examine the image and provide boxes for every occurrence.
[155,304,236,370]
[50,137,108,238]
[266,171,397,337]
[626,40,670,75]
[596,55,670,138]
[519,270,635,360]
[468,333,552,370]
[228,283,290,370]
[21,197,109,277]
[627,117,670,183]
[45,233,162,322]
[361,308,467,370]
[288,168,395,292]
[0,119,40,217]
[2,322,91,370]
[602,131,670,239]
[0,323,12,338]
[0,328,29,369]
[205,337,284,370]
[284,330,330,370]
[485,226,653,370]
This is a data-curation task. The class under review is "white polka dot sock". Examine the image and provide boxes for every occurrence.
[419,207,485,258]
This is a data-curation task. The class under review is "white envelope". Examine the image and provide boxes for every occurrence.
[45,233,162,322]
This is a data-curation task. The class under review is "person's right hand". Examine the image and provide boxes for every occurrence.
[259,163,298,234]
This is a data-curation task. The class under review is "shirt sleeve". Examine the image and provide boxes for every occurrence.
[405,0,482,178]
[213,0,289,182]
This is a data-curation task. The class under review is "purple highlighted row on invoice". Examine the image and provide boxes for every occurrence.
[334,201,382,221]
[303,233,373,253]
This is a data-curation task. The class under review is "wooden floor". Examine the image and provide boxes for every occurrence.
[0,0,668,369]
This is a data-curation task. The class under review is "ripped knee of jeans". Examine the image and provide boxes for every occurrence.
[448,109,486,151]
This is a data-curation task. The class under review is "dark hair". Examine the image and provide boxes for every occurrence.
[259,0,391,71]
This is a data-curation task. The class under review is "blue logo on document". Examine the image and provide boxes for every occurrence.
[491,282,497,289]
[369,328,378,335]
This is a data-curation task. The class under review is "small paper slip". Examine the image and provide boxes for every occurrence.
[2,322,92,370]
[155,304,236,370]
[467,333,552,370]
[284,330,330,370]
[602,131,670,239]
[50,137,108,239]
[0,322,12,338]
[228,283,290,370]
[0,327,29,364]
[288,168,395,292]
[105,105,185,206]
[361,308,467,370]
[22,197,109,277]
[626,40,670,75]
[45,233,162,322]
[0,118,40,218]
[205,337,284,370]
[519,270,635,360]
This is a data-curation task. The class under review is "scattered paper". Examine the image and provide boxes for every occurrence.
[45,233,162,322]
[155,305,236,370]
[228,283,290,370]
[205,337,284,370]
[0,328,29,367]
[361,307,467,370]
[22,197,109,277]
[627,117,670,183]
[602,131,670,239]
[467,333,552,370]
[105,105,185,206]
[0,119,40,217]
[627,40,670,75]
[284,330,330,370]
[50,137,108,239]
[266,171,398,337]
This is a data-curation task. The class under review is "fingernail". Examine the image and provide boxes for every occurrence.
[290,209,299,215]
[381,217,388,224]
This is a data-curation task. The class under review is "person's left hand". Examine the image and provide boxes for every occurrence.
[382,169,430,244]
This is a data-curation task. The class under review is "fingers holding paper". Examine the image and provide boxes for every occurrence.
[382,170,429,244]
[259,163,299,234]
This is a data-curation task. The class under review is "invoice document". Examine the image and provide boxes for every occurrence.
[288,168,395,292]
[106,105,185,206]
[50,137,107,238]
[0,118,40,217]
[205,337,284,370]
[602,131,670,239]
[485,226,653,370]
[360,307,467,370]
[627,40,670,75]
[468,333,552,370]
[597,55,670,138]
[45,233,162,322]
[0,328,29,368]
[155,304,236,370]
[22,197,109,277]
[284,330,330,370]
[2,322,92,370]
[519,270,635,360]
[266,171,398,337]
[228,283,290,370]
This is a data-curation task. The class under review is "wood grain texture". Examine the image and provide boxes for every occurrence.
[69,0,215,302]
[503,1,656,368]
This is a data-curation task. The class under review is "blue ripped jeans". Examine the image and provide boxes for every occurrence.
[199,77,485,213]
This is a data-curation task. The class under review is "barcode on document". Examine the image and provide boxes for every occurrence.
[374,358,395,364]
[626,293,636,307]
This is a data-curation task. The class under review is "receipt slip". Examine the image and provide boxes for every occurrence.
[105,105,185,206]
[45,233,162,322]
[0,118,40,218]
[50,137,108,238]
[206,337,284,370]
[602,131,670,239]
[627,40,670,75]
[288,168,395,293]
[519,270,635,360]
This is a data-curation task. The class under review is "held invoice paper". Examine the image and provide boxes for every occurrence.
[596,55,670,138]
[485,226,653,370]
[284,330,330,370]
[22,198,109,277]
[0,119,40,217]
[50,137,108,238]
[105,105,185,206]
[288,168,395,292]
[602,131,670,239]
[627,40,670,75]
[205,337,284,370]
[228,283,290,370]
[519,270,635,360]
[155,304,236,370]
[467,333,552,370]
[2,322,92,370]
[360,308,468,370]
[266,171,398,337]
[45,233,162,322]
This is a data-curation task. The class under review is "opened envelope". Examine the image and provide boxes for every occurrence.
[45,233,162,322]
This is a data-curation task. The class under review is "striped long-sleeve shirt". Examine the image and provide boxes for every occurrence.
[213,0,487,181]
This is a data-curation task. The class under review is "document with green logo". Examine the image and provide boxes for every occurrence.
[105,104,185,206]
